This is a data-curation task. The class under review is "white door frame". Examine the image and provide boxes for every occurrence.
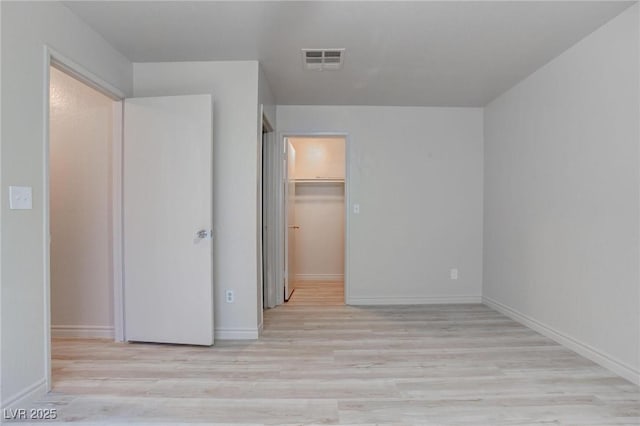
[42,46,125,391]
[260,112,278,311]
[283,138,296,301]
[274,132,351,305]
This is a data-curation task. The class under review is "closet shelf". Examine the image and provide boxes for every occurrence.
[294,178,344,184]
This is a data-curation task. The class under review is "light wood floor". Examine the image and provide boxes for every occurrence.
[288,281,344,305]
[34,287,639,424]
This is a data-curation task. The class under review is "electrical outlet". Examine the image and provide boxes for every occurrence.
[225,290,234,303]
[450,268,459,280]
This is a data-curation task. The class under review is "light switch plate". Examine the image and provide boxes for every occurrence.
[353,203,360,214]
[9,186,33,210]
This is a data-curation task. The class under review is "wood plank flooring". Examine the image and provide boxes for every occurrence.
[288,281,344,305]
[30,290,639,424]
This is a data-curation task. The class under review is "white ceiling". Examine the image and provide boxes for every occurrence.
[64,1,634,107]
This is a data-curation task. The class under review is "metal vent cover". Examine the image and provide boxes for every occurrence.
[301,48,345,71]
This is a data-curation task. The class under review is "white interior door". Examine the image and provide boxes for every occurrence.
[124,94,214,346]
[284,140,297,301]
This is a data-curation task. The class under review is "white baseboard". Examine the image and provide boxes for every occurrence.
[296,274,344,282]
[215,328,259,340]
[482,296,640,385]
[2,378,47,411]
[348,295,482,305]
[51,325,114,339]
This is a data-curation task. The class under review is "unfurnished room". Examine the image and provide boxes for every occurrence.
[1,1,639,424]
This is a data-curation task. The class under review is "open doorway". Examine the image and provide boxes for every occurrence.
[284,136,347,305]
[49,65,115,339]
[46,60,123,389]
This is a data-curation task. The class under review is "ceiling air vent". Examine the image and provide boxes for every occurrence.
[301,48,345,71]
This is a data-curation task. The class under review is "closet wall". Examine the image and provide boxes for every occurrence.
[50,67,115,338]
[291,137,345,282]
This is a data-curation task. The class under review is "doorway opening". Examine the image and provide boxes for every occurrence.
[262,133,349,311]
[261,116,275,311]
[45,53,125,391]
[284,136,347,306]
[49,66,115,344]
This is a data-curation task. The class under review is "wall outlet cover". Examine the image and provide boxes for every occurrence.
[9,186,33,210]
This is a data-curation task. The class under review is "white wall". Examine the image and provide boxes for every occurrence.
[293,183,345,281]
[291,137,345,180]
[483,4,639,384]
[49,67,114,337]
[290,137,345,281]
[277,106,484,304]
[133,61,262,339]
[1,0,132,409]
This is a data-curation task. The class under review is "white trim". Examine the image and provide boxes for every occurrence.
[215,328,260,340]
[274,135,285,306]
[283,137,293,301]
[257,109,275,327]
[295,274,344,282]
[49,50,125,100]
[42,48,52,394]
[637,1,640,392]
[266,127,279,308]
[2,379,47,411]
[43,46,125,392]
[0,2,3,409]
[483,296,640,385]
[344,134,351,306]
[350,295,482,305]
[112,101,125,342]
[51,325,115,340]
[257,106,265,328]
[261,122,279,309]
[278,132,350,306]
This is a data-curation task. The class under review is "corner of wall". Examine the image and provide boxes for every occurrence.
[481,3,640,382]
[1,379,48,412]
[483,296,640,385]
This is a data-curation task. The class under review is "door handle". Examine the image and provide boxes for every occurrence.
[288,225,300,229]
[196,229,213,239]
